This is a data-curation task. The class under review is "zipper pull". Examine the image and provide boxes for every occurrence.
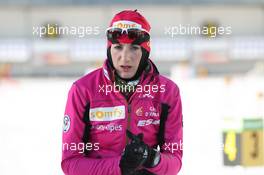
[128,104,131,113]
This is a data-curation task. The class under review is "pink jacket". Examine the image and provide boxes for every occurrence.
[61,59,183,175]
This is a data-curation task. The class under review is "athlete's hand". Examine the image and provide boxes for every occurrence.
[119,130,148,175]
[119,130,161,175]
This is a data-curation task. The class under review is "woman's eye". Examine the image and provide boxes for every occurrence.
[114,45,122,49]
[131,45,140,50]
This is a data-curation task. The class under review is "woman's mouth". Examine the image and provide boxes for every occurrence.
[120,65,132,72]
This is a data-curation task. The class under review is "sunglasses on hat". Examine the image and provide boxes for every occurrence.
[106,27,150,43]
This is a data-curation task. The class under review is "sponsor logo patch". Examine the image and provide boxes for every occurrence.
[135,107,143,117]
[112,20,142,30]
[63,115,71,133]
[90,105,125,121]
[137,119,160,127]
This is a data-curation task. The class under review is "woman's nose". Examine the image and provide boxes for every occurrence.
[120,47,131,62]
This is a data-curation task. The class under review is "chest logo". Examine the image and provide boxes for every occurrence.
[90,105,125,121]
[135,107,143,117]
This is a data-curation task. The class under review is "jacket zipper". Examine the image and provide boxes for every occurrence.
[125,104,131,144]
[104,64,156,147]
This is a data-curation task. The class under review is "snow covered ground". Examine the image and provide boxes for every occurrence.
[0,77,263,175]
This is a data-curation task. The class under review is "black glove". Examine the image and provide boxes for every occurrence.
[119,130,148,175]
[119,130,161,175]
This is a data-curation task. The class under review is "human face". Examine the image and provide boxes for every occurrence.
[110,43,142,79]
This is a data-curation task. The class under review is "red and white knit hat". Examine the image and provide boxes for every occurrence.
[106,9,151,52]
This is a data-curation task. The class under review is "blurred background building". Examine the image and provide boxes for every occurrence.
[0,0,264,77]
[0,0,263,175]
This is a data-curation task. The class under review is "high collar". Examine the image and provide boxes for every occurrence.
[102,59,159,83]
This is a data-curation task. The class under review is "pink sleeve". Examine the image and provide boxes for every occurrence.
[147,87,183,175]
[61,83,122,175]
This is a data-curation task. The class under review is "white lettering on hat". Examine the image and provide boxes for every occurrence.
[113,20,142,30]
